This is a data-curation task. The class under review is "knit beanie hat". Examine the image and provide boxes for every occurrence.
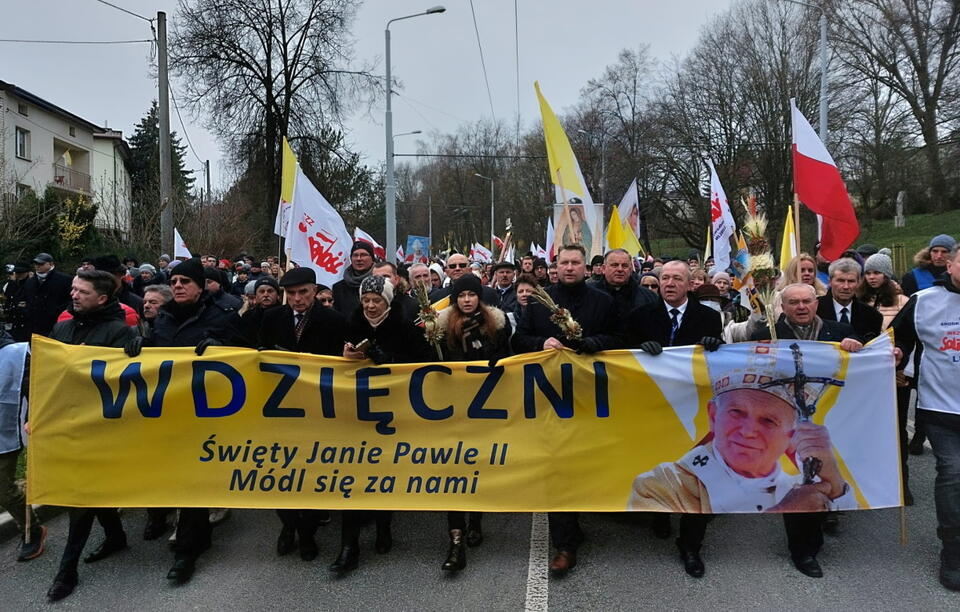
[929,234,957,251]
[359,274,394,304]
[711,271,731,285]
[244,280,257,295]
[139,263,157,275]
[159,254,171,262]
[351,241,375,257]
[254,276,280,292]
[451,273,484,302]
[169,257,205,287]
[864,253,894,279]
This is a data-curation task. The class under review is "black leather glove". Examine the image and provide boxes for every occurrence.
[639,340,663,356]
[699,336,723,352]
[366,343,388,365]
[577,337,603,354]
[195,337,223,356]
[124,336,143,357]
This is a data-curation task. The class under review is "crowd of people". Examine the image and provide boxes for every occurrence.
[2,231,959,600]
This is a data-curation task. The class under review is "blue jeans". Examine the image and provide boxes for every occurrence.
[924,420,960,548]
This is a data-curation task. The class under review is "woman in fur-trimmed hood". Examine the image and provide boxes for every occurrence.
[434,272,512,573]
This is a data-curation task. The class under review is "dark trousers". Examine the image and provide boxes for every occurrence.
[676,512,824,558]
[0,450,36,535]
[173,508,211,560]
[277,509,322,539]
[549,512,583,552]
[924,421,960,551]
[897,385,912,490]
[59,508,124,573]
[340,510,392,547]
[447,511,482,531]
[147,507,172,527]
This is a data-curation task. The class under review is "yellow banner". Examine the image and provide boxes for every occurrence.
[27,335,902,513]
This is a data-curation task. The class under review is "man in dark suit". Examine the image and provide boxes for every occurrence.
[622,260,723,579]
[258,267,347,561]
[23,252,72,337]
[816,257,882,343]
[751,282,863,579]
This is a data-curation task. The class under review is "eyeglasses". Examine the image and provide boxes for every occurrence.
[169,277,195,286]
[319,298,334,304]
[642,283,659,289]
[448,263,469,269]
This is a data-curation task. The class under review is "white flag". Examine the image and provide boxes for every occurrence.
[353,227,385,260]
[285,167,352,288]
[173,227,192,259]
[396,245,404,262]
[617,178,640,237]
[472,243,492,263]
[274,200,293,238]
[706,159,736,272]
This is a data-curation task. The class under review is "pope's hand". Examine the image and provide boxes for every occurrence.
[791,422,846,499]
[767,483,832,512]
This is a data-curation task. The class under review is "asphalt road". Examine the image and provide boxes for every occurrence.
[0,442,956,611]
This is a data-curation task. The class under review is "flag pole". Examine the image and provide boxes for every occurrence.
[794,193,801,253]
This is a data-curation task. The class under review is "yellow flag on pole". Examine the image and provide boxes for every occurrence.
[622,222,645,257]
[606,205,626,249]
[780,204,798,271]
[274,137,298,237]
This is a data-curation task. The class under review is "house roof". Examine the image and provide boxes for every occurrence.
[0,78,106,133]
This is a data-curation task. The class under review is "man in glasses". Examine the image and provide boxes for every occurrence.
[593,249,656,318]
[429,253,499,306]
[124,257,241,586]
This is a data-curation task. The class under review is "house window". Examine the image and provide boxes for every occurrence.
[17,102,28,116]
[69,126,76,137]
[16,183,31,201]
[15,127,30,160]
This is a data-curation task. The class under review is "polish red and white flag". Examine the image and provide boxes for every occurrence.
[791,98,859,260]
[353,227,386,260]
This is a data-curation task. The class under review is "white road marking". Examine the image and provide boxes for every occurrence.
[523,512,549,612]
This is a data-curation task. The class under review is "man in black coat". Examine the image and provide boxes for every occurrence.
[23,252,72,337]
[595,249,657,318]
[511,244,621,578]
[816,257,882,343]
[258,267,347,561]
[46,270,136,602]
[124,258,241,585]
[332,241,376,318]
[491,261,518,313]
[750,282,864,579]
[239,277,281,347]
[621,260,723,579]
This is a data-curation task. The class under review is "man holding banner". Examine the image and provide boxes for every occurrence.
[512,244,621,578]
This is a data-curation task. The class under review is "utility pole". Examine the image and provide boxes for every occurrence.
[205,160,211,206]
[428,195,432,250]
[157,11,173,256]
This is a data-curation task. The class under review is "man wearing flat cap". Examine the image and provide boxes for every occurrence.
[491,261,518,312]
[23,252,72,337]
[258,266,347,561]
[332,241,376,317]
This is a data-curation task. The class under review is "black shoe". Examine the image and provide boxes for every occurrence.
[375,524,392,554]
[823,513,841,536]
[678,546,704,578]
[83,536,128,563]
[277,527,296,556]
[317,510,332,525]
[651,514,671,539]
[47,570,78,602]
[909,435,925,455]
[143,520,169,541]
[792,555,823,578]
[466,523,483,547]
[299,535,318,561]
[329,545,359,573]
[442,530,467,572]
[17,525,47,562]
[167,557,196,584]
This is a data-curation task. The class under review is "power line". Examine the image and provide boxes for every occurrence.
[0,38,151,45]
[92,0,153,23]
[168,85,206,167]
[468,0,497,123]
[394,92,469,123]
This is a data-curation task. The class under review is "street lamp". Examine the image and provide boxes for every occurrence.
[781,0,828,145]
[385,6,446,261]
[474,173,494,245]
[394,130,422,139]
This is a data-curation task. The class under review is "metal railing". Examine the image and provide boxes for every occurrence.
[52,163,91,194]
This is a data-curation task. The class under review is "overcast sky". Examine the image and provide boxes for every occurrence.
[2,0,732,190]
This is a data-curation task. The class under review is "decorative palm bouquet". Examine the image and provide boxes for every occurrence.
[740,195,780,339]
[412,280,444,358]
[529,285,582,341]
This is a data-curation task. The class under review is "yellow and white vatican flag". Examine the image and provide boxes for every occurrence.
[535,81,601,258]
[273,138,298,238]
[780,204,799,272]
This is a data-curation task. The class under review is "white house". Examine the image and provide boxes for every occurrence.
[0,79,133,236]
